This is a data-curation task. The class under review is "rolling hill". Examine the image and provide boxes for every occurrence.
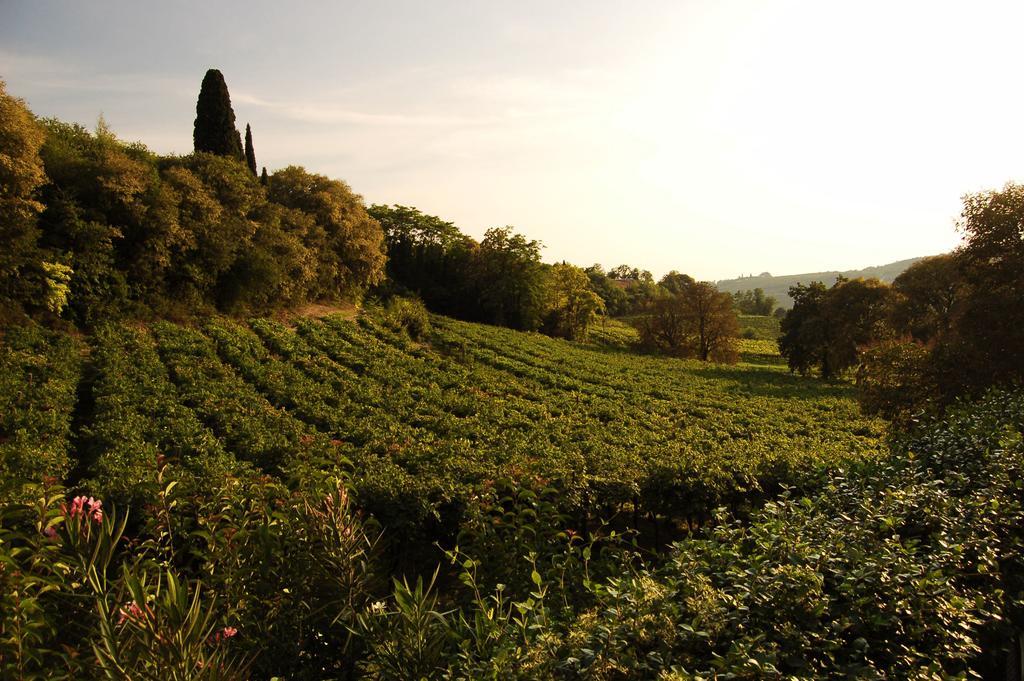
[716,255,935,308]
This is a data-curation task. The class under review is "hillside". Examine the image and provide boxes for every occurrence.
[716,256,933,307]
[6,10,1024,675]
[3,310,884,540]
[7,311,1023,677]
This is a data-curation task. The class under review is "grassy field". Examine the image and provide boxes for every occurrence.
[589,316,785,367]
[738,314,781,340]
[583,316,640,350]
[587,314,780,344]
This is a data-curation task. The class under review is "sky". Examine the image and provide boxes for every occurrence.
[2,1,1021,281]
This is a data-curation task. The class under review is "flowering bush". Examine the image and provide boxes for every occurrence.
[65,495,103,524]
[0,482,247,679]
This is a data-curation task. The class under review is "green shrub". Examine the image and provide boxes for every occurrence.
[380,297,431,340]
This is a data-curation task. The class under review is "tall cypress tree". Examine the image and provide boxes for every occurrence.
[193,69,243,159]
[244,123,257,176]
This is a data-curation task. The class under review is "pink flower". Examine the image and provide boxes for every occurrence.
[210,626,238,644]
[86,497,103,523]
[117,601,145,625]
[65,496,103,524]
[42,526,58,539]
[65,496,83,517]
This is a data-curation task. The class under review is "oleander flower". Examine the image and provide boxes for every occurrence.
[118,601,146,625]
[65,496,103,524]
[210,626,239,643]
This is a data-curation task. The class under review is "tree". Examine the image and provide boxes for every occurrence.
[856,340,934,423]
[658,271,695,295]
[682,281,739,362]
[244,123,257,176]
[601,264,660,315]
[609,264,653,283]
[637,280,738,362]
[0,79,46,314]
[267,166,386,298]
[37,194,130,325]
[637,295,689,354]
[891,254,963,342]
[780,278,892,379]
[472,227,546,329]
[543,263,605,340]
[370,204,465,253]
[260,166,268,186]
[193,69,243,159]
[37,117,159,322]
[934,184,1024,393]
[367,204,475,315]
[219,206,315,312]
[779,282,829,377]
[732,288,777,315]
[585,264,629,316]
[822,277,893,374]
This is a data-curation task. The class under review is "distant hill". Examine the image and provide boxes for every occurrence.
[716,256,935,309]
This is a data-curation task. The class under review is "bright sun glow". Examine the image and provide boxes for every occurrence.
[3,0,1023,279]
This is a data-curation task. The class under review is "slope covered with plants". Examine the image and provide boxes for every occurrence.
[1,308,1020,676]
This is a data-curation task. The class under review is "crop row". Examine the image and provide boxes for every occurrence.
[257,312,884,522]
[16,309,886,542]
[0,326,81,486]
[83,325,246,505]
[199,317,452,534]
[149,321,344,482]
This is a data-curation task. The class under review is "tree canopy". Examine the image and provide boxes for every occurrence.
[0,87,388,325]
[543,263,605,340]
[780,278,891,379]
[473,227,546,330]
[930,184,1024,395]
[193,69,243,159]
[891,254,962,343]
[0,80,47,318]
[637,280,738,362]
[732,288,777,315]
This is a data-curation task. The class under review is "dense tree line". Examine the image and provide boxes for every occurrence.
[1,69,615,342]
[0,80,50,315]
[371,204,738,351]
[370,205,605,340]
[731,287,778,315]
[583,264,661,317]
[779,187,1024,413]
[0,76,385,326]
[370,205,540,327]
[780,277,891,380]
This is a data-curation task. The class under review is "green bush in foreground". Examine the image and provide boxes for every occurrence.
[1,390,1021,678]
[555,389,1024,679]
